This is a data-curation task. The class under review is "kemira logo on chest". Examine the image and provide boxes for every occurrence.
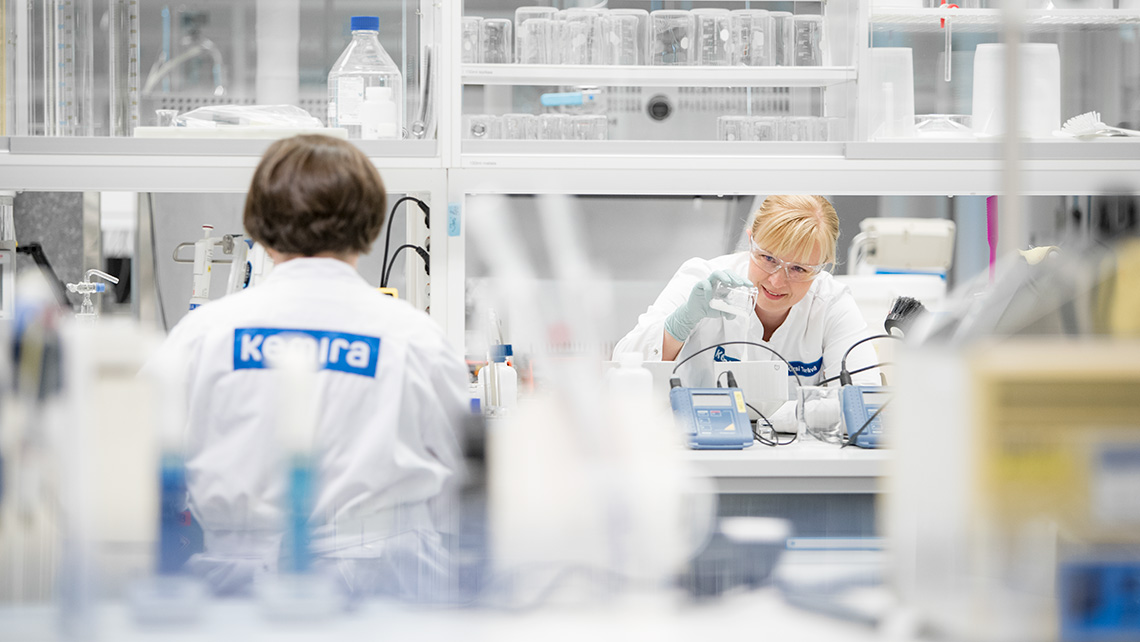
[233,328,381,378]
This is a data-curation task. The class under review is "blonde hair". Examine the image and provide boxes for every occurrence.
[749,195,839,265]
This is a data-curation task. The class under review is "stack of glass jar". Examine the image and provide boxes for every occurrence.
[716,115,845,142]
[464,113,608,140]
[461,8,823,67]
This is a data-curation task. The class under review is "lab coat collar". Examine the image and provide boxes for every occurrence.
[265,256,369,285]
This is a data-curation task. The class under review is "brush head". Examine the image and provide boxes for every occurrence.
[1062,111,1108,137]
[884,296,927,336]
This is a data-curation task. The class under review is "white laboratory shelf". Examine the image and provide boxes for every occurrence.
[870,7,1140,32]
[0,137,445,192]
[462,64,857,88]
[685,439,890,494]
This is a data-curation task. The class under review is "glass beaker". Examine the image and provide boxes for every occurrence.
[717,115,751,141]
[797,386,844,444]
[568,114,608,140]
[710,281,758,317]
[464,114,501,140]
[481,18,513,64]
[749,117,784,141]
[515,7,558,63]
[462,16,483,63]
[538,113,570,140]
[609,9,650,65]
[650,10,695,66]
[792,15,824,67]
[731,10,773,66]
[692,8,732,66]
[501,113,538,140]
[769,12,794,67]
[600,13,642,66]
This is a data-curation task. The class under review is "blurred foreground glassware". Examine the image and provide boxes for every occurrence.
[568,114,608,140]
[792,15,824,66]
[462,16,483,63]
[481,18,513,64]
[651,10,695,65]
[731,10,773,66]
[692,8,733,66]
[465,114,501,140]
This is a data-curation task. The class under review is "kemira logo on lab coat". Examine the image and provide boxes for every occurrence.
[233,328,381,378]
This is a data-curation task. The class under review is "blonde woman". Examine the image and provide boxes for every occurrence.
[614,195,878,388]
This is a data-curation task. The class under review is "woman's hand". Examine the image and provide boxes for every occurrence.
[664,270,752,342]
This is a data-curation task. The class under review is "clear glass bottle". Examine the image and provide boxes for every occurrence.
[327,16,404,139]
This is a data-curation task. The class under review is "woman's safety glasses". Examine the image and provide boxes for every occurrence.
[749,239,829,283]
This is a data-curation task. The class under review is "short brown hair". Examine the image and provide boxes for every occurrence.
[244,135,387,256]
[749,195,840,265]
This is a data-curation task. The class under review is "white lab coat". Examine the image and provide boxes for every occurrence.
[613,252,881,391]
[145,258,467,598]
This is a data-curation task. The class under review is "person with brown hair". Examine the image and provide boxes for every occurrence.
[614,195,878,389]
[147,134,466,599]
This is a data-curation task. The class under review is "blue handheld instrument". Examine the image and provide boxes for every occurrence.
[669,386,754,450]
[840,385,891,448]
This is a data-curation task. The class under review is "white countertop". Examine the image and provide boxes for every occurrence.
[684,438,891,494]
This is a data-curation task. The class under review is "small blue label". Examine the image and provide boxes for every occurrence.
[788,357,823,377]
[233,328,380,378]
[447,203,461,237]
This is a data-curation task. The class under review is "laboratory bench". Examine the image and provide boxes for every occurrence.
[685,438,889,495]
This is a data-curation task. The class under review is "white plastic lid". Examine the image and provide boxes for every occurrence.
[617,351,643,368]
[365,86,393,101]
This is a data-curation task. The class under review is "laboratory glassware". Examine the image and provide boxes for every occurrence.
[155,109,179,127]
[518,18,555,65]
[567,114,607,140]
[692,8,732,66]
[914,114,974,139]
[867,47,915,139]
[462,16,483,63]
[710,282,758,317]
[501,113,537,140]
[749,117,783,141]
[823,117,847,141]
[650,10,695,66]
[108,0,141,136]
[465,114,501,140]
[769,12,794,67]
[44,0,96,136]
[971,43,1060,138]
[785,116,826,141]
[600,13,642,66]
[515,7,558,63]
[731,10,773,66]
[481,18,513,65]
[797,386,845,444]
[717,115,751,141]
[609,9,650,66]
[560,9,603,65]
[538,113,569,139]
[327,16,404,140]
[792,15,824,67]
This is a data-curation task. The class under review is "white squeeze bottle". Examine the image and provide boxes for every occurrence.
[360,87,399,140]
[327,16,403,139]
[480,344,518,415]
[607,351,654,403]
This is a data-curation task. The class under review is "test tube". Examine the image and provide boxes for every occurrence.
[731,10,773,66]
[792,15,824,67]
[481,18,513,65]
[769,12,794,67]
[515,6,558,63]
[609,9,650,66]
[462,16,483,64]
[692,8,732,66]
[650,10,695,66]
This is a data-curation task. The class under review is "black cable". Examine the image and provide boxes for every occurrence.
[818,362,894,386]
[745,401,797,447]
[671,341,803,388]
[841,397,893,449]
[382,243,430,288]
[380,196,429,287]
[839,334,902,386]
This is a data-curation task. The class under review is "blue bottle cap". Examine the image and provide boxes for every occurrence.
[491,344,513,362]
[350,16,380,32]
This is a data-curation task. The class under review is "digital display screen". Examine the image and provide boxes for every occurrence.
[691,393,733,408]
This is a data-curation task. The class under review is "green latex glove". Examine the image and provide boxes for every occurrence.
[664,270,752,342]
